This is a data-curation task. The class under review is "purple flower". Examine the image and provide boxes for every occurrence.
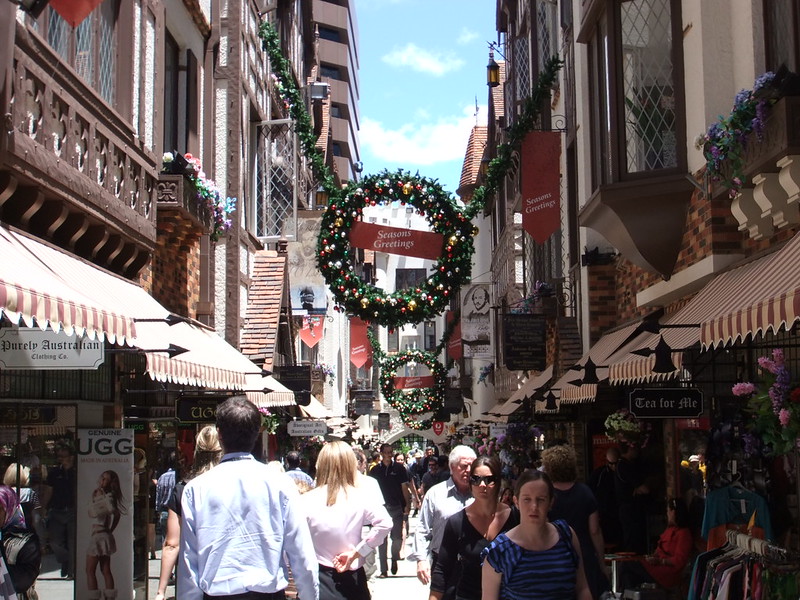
[754,71,775,91]
[779,408,791,426]
[758,356,777,374]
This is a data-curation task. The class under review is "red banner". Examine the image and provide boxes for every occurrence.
[446,311,462,360]
[521,132,561,244]
[393,376,436,389]
[432,421,445,436]
[349,318,372,368]
[300,316,323,348]
[350,221,444,261]
[50,0,104,27]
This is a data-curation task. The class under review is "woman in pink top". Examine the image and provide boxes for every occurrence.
[302,441,393,600]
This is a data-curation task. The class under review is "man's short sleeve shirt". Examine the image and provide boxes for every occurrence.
[369,462,409,508]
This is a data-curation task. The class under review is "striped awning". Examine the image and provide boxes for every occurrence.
[507,365,554,403]
[0,226,267,391]
[0,225,136,344]
[608,248,780,384]
[245,374,297,407]
[701,231,800,349]
[299,395,335,419]
[551,322,644,405]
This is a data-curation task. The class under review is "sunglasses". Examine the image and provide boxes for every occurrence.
[470,474,499,486]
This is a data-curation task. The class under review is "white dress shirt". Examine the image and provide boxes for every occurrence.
[409,477,473,562]
[300,483,392,569]
[179,453,319,600]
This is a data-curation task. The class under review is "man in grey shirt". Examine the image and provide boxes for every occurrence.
[408,445,476,598]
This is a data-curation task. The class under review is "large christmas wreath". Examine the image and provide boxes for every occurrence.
[317,169,476,328]
[379,349,446,429]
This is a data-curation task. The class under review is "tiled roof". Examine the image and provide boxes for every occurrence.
[457,125,487,196]
[240,250,287,369]
[492,60,506,119]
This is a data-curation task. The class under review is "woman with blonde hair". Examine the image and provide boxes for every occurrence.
[3,463,44,541]
[301,441,393,600]
[154,425,222,600]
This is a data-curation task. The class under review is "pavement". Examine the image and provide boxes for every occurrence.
[29,515,429,599]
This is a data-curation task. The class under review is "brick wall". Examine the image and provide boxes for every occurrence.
[152,215,204,318]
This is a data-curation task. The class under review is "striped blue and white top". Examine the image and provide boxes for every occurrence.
[481,519,579,600]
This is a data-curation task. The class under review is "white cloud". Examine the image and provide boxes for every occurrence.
[457,27,479,45]
[381,43,465,76]
[360,104,488,168]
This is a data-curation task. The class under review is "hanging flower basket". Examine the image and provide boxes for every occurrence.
[258,407,279,435]
[604,408,649,446]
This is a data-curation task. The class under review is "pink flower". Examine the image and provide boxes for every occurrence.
[732,382,756,397]
[758,356,777,374]
[779,408,791,426]
[772,349,785,367]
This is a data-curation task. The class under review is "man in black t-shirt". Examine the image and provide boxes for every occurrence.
[369,443,411,577]
[43,445,76,579]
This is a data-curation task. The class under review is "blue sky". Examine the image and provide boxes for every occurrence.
[355,0,496,197]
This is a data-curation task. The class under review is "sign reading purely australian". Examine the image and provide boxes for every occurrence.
[628,388,704,418]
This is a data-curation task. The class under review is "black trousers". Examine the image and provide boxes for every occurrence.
[378,504,404,574]
[319,564,370,600]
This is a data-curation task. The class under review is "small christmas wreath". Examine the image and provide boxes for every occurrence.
[379,349,446,425]
[317,169,476,328]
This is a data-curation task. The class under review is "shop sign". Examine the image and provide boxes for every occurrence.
[76,429,134,599]
[502,314,547,371]
[0,404,58,425]
[287,420,327,436]
[490,424,508,439]
[352,390,375,416]
[176,397,224,423]
[0,328,103,369]
[628,388,704,418]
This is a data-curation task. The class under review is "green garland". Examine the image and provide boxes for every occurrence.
[379,349,446,431]
[259,20,562,431]
[465,55,564,219]
[317,169,476,327]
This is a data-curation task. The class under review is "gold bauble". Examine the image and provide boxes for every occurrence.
[334,218,344,227]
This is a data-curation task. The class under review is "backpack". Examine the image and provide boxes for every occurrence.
[1,528,41,593]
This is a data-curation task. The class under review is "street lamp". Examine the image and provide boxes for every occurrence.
[487,50,500,88]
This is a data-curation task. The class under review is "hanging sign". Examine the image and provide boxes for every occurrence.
[521,131,561,244]
[300,316,324,347]
[49,0,104,27]
[393,376,436,389]
[628,388,704,418]
[0,328,104,370]
[349,221,444,260]
[462,284,491,358]
[502,314,547,371]
[446,311,462,360]
[432,421,445,436]
[287,420,328,436]
[349,318,372,368]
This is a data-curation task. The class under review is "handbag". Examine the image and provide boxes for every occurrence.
[2,529,41,594]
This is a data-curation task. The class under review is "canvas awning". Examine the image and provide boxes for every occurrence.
[299,395,335,419]
[0,225,136,344]
[0,226,267,391]
[551,322,644,404]
[607,249,780,385]
[700,231,800,349]
[244,374,297,407]
[507,364,554,403]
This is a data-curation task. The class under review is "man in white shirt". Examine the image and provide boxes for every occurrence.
[179,396,319,600]
[409,445,476,600]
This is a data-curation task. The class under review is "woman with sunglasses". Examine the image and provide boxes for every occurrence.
[429,455,518,600]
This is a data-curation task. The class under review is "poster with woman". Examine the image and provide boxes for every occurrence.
[76,429,134,600]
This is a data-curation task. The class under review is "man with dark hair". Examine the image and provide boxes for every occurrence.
[284,450,314,488]
[42,444,76,580]
[179,396,318,600]
[368,443,411,578]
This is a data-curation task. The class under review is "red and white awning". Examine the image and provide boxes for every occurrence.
[0,225,136,344]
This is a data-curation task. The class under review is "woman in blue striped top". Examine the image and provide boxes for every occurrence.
[481,469,591,600]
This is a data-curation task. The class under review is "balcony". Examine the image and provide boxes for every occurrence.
[715,96,800,239]
[156,174,214,239]
[0,20,157,278]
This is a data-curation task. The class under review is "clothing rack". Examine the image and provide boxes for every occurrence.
[725,529,799,565]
